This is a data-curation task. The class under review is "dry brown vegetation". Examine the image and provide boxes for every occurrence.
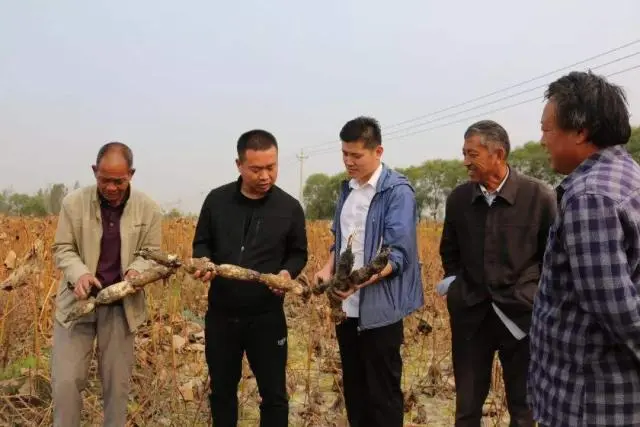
[0,216,509,426]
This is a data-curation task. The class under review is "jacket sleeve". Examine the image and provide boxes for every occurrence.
[192,195,214,259]
[329,220,336,254]
[126,201,163,274]
[282,201,308,278]
[329,189,341,255]
[383,184,419,276]
[439,192,460,278]
[537,186,557,262]
[52,197,91,285]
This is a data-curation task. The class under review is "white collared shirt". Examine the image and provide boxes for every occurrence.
[339,163,383,318]
[478,167,509,206]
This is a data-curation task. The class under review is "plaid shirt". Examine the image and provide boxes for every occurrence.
[529,145,640,426]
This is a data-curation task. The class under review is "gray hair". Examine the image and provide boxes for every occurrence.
[464,120,511,157]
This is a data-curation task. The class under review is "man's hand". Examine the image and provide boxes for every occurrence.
[330,273,380,301]
[192,269,215,282]
[74,273,102,300]
[270,270,290,296]
[313,267,332,287]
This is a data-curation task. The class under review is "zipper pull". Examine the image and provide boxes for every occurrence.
[240,246,245,252]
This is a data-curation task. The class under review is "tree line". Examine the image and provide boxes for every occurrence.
[0,182,79,216]
[303,126,640,220]
[3,126,639,219]
[0,181,197,218]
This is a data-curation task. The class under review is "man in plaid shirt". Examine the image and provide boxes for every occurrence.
[529,70,640,426]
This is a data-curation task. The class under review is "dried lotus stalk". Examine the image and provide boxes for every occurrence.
[1,242,42,291]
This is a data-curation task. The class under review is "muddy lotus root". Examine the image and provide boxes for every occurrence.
[314,237,391,324]
[136,249,309,295]
[64,265,174,322]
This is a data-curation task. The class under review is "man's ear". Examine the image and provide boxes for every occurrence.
[575,128,590,145]
[129,168,136,178]
[235,158,241,170]
[497,146,507,161]
[91,165,98,175]
[375,145,384,158]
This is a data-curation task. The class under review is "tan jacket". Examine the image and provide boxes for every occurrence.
[52,184,163,332]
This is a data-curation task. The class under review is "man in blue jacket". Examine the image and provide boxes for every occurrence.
[314,116,424,427]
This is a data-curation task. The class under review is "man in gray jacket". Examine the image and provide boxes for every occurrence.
[51,142,162,427]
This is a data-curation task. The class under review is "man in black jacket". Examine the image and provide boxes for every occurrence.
[191,129,308,427]
[439,120,556,427]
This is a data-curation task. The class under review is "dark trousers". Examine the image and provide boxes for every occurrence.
[204,308,288,427]
[335,318,404,427]
[450,306,534,427]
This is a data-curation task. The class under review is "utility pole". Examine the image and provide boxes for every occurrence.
[296,148,308,201]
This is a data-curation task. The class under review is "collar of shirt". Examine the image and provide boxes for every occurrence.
[557,145,628,204]
[478,167,510,205]
[349,162,383,191]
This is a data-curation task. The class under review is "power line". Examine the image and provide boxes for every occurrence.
[298,38,640,153]
[383,63,640,142]
[383,39,640,131]
[382,51,640,138]
[302,63,640,157]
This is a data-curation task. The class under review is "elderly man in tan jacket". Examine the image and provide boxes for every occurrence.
[51,142,162,427]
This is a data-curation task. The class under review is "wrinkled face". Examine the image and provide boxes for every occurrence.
[540,99,584,175]
[462,135,504,184]
[92,153,134,206]
[236,146,278,196]
[342,140,383,182]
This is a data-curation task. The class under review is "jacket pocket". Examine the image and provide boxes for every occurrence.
[513,269,541,307]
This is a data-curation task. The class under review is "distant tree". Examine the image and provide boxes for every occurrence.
[0,189,10,213]
[398,159,467,220]
[164,208,183,218]
[625,126,640,163]
[509,141,562,187]
[303,172,347,220]
[48,183,68,215]
[6,192,47,216]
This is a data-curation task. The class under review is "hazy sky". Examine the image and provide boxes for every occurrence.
[2,0,640,213]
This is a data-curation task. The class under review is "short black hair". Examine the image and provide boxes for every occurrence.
[339,116,382,149]
[237,129,278,161]
[545,70,631,148]
[464,120,511,157]
[96,142,133,169]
